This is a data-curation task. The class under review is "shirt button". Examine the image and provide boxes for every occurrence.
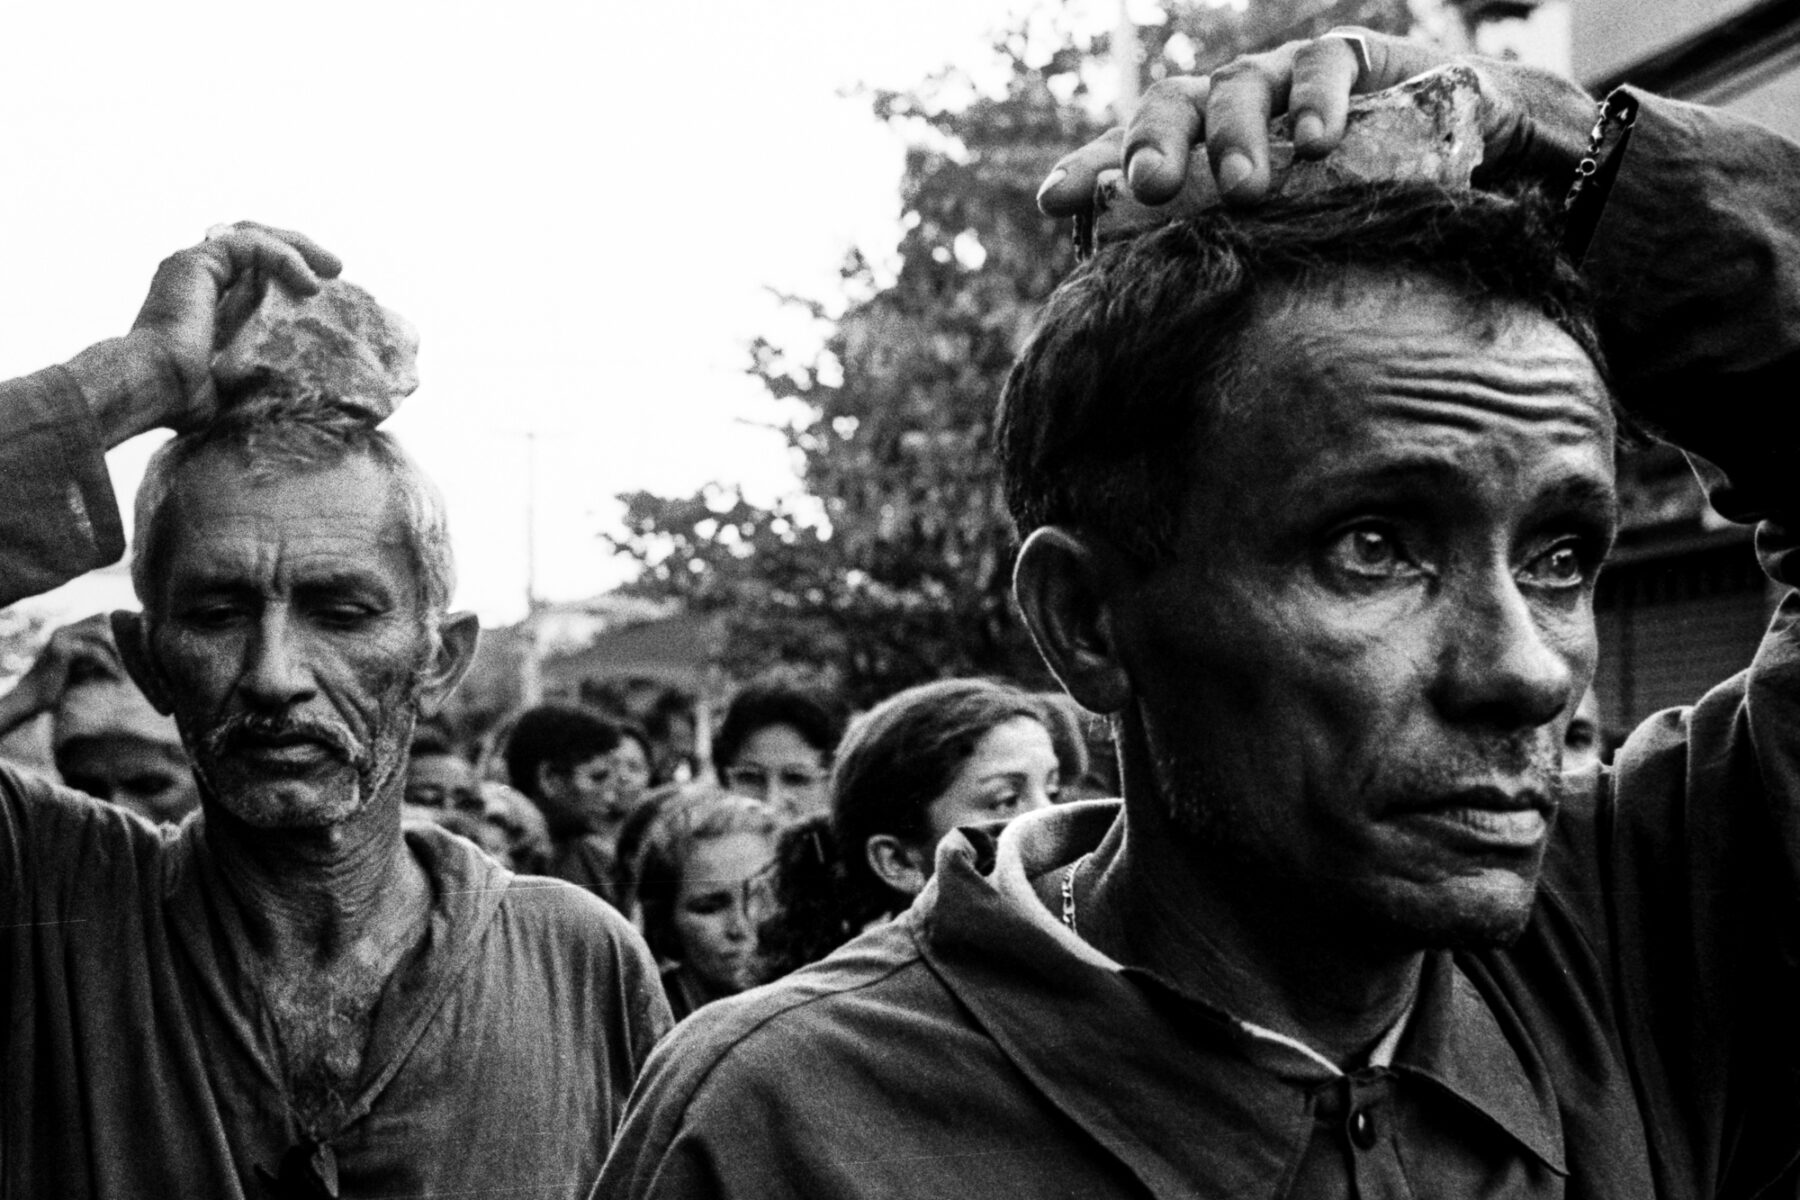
[1349,1108,1377,1150]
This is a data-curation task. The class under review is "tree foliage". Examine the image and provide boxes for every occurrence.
[612,0,1422,706]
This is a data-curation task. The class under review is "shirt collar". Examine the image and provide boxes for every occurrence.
[914,800,1566,1193]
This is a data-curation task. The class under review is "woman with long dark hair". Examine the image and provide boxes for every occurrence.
[759,678,1081,979]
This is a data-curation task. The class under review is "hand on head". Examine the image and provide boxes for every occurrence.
[126,221,343,433]
[1036,28,1594,216]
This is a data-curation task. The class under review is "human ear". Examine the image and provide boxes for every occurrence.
[1013,527,1133,715]
[110,610,174,716]
[417,612,480,717]
[865,834,930,899]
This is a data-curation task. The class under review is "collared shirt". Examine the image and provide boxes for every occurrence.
[598,90,1800,1200]
[1,766,673,1199]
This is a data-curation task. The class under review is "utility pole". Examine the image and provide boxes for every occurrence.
[519,430,544,706]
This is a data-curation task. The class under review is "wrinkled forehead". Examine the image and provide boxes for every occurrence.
[154,450,418,587]
[1233,276,1614,457]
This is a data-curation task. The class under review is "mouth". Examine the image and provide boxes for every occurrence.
[227,732,342,771]
[1389,786,1553,853]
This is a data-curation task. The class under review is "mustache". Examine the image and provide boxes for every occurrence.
[202,712,365,766]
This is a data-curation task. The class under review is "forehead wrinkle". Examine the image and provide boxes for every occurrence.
[159,468,419,602]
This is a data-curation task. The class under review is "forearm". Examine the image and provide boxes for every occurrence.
[61,331,187,447]
[1585,91,1800,530]
[0,367,128,607]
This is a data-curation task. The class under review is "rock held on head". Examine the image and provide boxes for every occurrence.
[211,274,420,424]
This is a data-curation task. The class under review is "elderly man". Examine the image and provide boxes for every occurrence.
[1,225,670,1198]
[600,34,1800,1200]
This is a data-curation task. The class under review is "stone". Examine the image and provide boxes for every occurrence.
[211,275,420,423]
[1090,64,1491,247]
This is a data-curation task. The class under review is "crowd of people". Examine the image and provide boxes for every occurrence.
[3,25,1800,1200]
[377,671,1107,1020]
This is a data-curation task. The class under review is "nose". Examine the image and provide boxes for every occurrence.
[239,609,317,710]
[1430,568,1575,733]
[721,899,753,943]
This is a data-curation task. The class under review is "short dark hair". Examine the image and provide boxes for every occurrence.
[712,674,848,782]
[998,184,1608,566]
[503,704,622,799]
[831,678,1053,916]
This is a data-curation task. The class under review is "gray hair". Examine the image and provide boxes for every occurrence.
[130,393,455,620]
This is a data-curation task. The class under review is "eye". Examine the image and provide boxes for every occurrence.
[313,603,379,628]
[178,602,243,629]
[1521,539,1591,589]
[1322,524,1420,583]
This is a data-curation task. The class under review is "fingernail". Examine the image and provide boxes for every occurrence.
[1036,167,1068,203]
[1218,151,1254,195]
[1295,112,1324,147]
[1126,148,1164,193]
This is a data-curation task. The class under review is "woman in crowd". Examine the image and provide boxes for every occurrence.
[610,721,657,815]
[635,791,781,1021]
[711,673,847,819]
[759,677,1081,979]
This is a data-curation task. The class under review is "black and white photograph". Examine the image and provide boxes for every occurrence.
[3,0,1798,1195]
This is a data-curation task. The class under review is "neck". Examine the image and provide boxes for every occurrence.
[1079,746,1421,1067]
[202,784,424,966]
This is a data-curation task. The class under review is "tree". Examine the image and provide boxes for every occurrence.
[612,0,1423,707]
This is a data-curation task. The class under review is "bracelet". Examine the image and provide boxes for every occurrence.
[1564,89,1640,213]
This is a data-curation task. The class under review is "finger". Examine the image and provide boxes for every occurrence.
[203,226,330,296]
[1288,36,1363,157]
[210,222,343,291]
[1038,127,1124,216]
[1350,28,1443,95]
[1204,54,1285,203]
[1121,76,1208,204]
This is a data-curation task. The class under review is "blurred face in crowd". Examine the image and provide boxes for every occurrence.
[924,717,1061,846]
[56,735,199,823]
[673,832,776,999]
[611,735,654,808]
[537,754,621,839]
[723,723,829,818]
[1563,687,1602,775]
[1086,280,1615,948]
[404,750,482,816]
[127,453,467,831]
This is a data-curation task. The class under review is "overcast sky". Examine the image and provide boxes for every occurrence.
[2,0,1128,627]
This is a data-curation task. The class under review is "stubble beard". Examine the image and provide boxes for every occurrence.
[184,676,422,831]
[1142,721,1560,952]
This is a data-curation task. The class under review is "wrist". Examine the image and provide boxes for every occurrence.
[61,332,189,447]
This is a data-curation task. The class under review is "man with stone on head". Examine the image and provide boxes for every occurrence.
[1,223,669,1198]
[600,34,1800,1200]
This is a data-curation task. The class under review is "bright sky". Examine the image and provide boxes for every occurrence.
[0,0,1120,628]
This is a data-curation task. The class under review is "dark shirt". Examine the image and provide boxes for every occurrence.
[596,91,1800,1200]
[2,767,673,1198]
[547,832,621,906]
